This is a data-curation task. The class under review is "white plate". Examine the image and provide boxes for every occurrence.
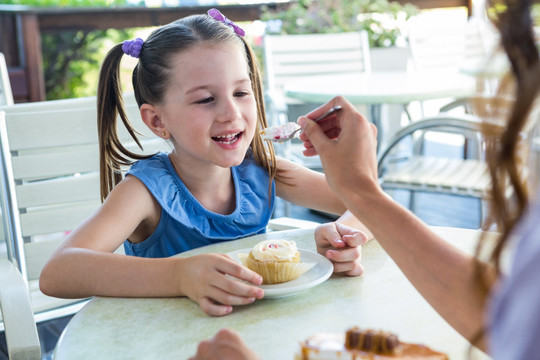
[227,248,333,299]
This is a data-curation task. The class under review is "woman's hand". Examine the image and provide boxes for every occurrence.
[298,96,380,202]
[315,222,368,276]
[179,254,264,316]
[189,328,260,360]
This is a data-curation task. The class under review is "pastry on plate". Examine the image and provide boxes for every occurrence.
[238,239,315,285]
[295,327,448,359]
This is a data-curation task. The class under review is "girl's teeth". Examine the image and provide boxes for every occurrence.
[214,132,240,144]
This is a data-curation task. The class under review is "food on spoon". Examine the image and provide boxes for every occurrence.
[259,122,301,142]
[295,327,449,359]
[238,239,315,284]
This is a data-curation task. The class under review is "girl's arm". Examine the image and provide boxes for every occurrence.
[275,157,372,276]
[40,176,263,316]
[274,156,346,215]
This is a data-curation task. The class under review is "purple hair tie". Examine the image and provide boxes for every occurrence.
[122,38,144,58]
[208,8,245,37]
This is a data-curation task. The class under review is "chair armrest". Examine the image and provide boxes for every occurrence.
[377,113,485,175]
[0,259,41,360]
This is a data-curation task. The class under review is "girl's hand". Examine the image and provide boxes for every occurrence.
[315,222,368,276]
[179,254,264,316]
[189,328,260,360]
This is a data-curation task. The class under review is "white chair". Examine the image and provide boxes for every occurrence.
[377,114,489,225]
[0,258,41,360]
[408,11,497,118]
[263,31,371,171]
[0,94,170,336]
[0,53,14,106]
[407,11,467,119]
[378,111,535,227]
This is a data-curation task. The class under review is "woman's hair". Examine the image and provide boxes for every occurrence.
[97,14,276,201]
[470,0,540,347]
[477,0,540,278]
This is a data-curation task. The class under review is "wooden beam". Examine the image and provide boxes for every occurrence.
[35,5,262,32]
[20,13,45,102]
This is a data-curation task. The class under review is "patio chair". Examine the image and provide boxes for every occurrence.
[0,94,170,338]
[407,13,497,117]
[378,114,491,226]
[262,31,371,171]
[378,109,538,227]
[0,53,14,106]
[0,258,41,360]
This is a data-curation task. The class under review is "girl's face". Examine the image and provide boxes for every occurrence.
[157,42,257,170]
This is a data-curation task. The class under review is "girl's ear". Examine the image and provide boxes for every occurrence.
[140,104,170,139]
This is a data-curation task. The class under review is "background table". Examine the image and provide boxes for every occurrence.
[54,226,489,359]
[285,71,476,149]
[284,71,475,107]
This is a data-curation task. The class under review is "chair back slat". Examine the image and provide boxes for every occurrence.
[24,239,65,281]
[263,32,371,94]
[20,201,100,239]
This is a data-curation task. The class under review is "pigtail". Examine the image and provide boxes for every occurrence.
[97,45,150,202]
[240,37,277,186]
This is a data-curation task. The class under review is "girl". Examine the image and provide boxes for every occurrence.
[40,9,371,316]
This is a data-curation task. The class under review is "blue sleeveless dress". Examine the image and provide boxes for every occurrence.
[123,152,275,258]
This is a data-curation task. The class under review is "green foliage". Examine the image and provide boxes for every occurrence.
[262,0,418,48]
[42,29,133,99]
[6,0,135,99]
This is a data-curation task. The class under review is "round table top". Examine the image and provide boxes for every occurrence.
[53,226,490,360]
[284,71,477,105]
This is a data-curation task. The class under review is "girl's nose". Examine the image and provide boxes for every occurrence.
[217,99,240,123]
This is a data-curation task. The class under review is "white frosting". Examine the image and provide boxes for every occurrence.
[260,122,301,141]
[251,239,298,261]
[295,333,357,360]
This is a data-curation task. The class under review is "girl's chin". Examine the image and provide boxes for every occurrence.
[213,149,250,168]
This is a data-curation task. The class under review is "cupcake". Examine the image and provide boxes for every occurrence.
[238,239,315,285]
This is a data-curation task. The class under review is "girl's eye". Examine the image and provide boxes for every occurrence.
[235,91,249,97]
[196,97,214,104]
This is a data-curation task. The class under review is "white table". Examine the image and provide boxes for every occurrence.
[53,226,489,360]
[285,71,476,148]
[285,71,475,106]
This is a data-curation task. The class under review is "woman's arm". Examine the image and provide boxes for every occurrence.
[299,97,495,348]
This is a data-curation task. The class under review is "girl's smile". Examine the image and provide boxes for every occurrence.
[212,131,243,145]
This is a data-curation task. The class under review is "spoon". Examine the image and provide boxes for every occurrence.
[261,105,342,143]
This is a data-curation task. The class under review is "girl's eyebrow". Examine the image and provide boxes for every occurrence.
[185,79,251,94]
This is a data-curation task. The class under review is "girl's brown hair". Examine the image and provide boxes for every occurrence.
[97,14,276,202]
